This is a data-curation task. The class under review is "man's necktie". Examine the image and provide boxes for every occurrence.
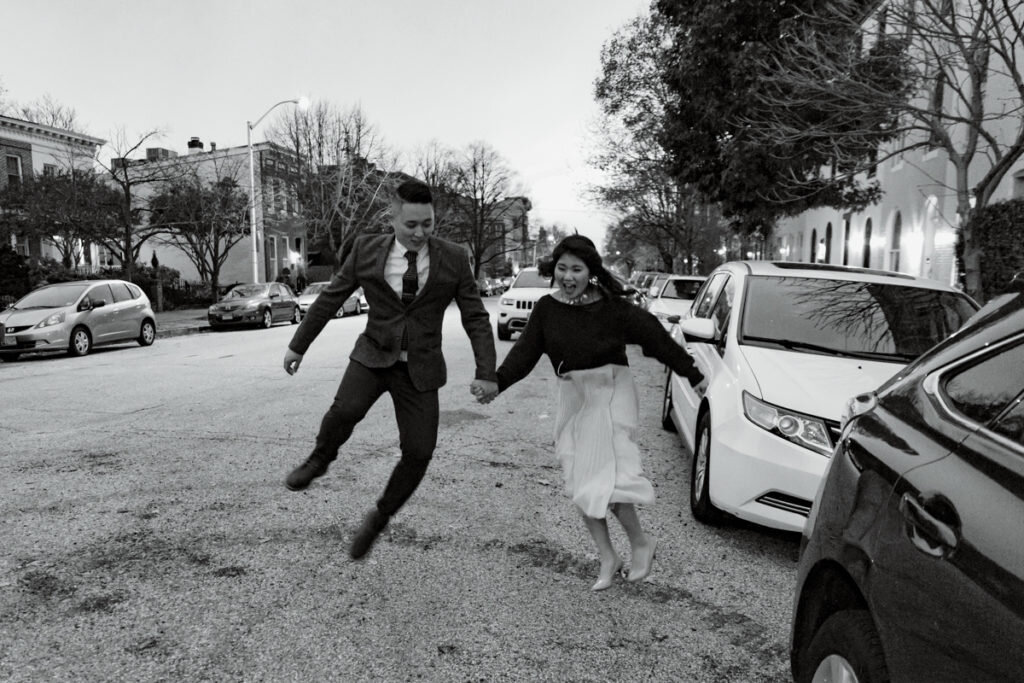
[402,250,418,305]
[401,250,418,351]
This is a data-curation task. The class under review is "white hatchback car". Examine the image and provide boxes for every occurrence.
[646,275,706,329]
[496,267,556,341]
[661,261,977,532]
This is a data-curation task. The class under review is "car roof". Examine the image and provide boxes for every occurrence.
[40,279,128,287]
[716,260,964,292]
[662,274,706,281]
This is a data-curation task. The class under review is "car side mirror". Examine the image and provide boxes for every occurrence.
[78,300,91,312]
[92,300,106,308]
[679,317,717,344]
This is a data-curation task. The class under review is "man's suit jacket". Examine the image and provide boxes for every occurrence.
[288,234,497,392]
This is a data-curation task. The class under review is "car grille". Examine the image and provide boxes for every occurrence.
[515,300,535,310]
[756,492,813,517]
[4,325,31,334]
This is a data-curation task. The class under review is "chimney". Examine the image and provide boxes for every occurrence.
[187,137,204,154]
[210,142,216,152]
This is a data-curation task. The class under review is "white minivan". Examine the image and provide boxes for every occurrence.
[661,261,977,532]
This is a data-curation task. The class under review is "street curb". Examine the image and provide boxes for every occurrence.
[157,326,212,339]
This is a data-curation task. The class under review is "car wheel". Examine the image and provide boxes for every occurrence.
[138,320,156,346]
[497,323,512,341]
[68,326,92,357]
[798,611,889,683]
[260,309,273,329]
[661,370,677,432]
[690,410,723,524]
[292,306,301,324]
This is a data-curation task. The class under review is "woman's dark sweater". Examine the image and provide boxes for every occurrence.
[496,294,704,392]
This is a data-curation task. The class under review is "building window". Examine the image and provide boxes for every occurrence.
[890,212,902,272]
[6,155,23,187]
[43,163,57,177]
[98,245,117,267]
[843,217,851,266]
[863,218,873,268]
[15,233,30,256]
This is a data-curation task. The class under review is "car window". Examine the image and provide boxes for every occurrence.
[991,398,1024,447]
[661,279,705,300]
[88,284,114,305]
[111,283,133,303]
[740,276,977,361]
[943,340,1024,427]
[693,273,728,318]
[126,283,143,299]
[710,276,735,338]
[511,270,550,288]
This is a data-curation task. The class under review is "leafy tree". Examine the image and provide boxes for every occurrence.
[148,172,250,303]
[592,12,728,273]
[0,167,121,268]
[654,0,903,231]
[738,0,1024,299]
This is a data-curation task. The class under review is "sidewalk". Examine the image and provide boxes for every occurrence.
[155,307,210,338]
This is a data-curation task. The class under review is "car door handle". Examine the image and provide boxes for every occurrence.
[899,493,958,557]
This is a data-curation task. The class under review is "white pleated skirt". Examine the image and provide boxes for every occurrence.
[553,364,655,519]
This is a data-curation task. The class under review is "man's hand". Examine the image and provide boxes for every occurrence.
[471,379,499,404]
[284,349,304,375]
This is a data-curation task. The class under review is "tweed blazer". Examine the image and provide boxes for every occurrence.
[288,234,497,392]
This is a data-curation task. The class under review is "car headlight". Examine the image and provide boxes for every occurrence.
[243,301,261,310]
[742,391,832,456]
[500,297,514,306]
[35,312,66,328]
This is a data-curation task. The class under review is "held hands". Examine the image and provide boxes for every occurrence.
[283,349,304,375]
[471,379,499,405]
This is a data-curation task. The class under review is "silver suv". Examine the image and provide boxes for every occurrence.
[496,267,556,341]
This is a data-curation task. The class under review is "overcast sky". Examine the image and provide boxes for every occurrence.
[3,0,650,248]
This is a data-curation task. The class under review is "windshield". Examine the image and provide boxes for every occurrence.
[226,285,269,299]
[511,270,551,288]
[661,279,705,300]
[13,284,89,310]
[741,276,977,361]
[302,283,327,296]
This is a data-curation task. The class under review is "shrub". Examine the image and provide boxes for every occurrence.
[962,199,1024,302]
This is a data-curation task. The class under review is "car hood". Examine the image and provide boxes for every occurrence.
[649,299,693,316]
[215,296,265,307]
[296,294,319,305]
[739,345,902,421]
[0,307,68,327]
[504,287,555,301]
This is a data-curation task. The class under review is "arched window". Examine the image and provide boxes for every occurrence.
[824,223,833,263]
[810,228,818,263]
[863,218,873,267]
[843,217,851,265]
[889,212,902,272]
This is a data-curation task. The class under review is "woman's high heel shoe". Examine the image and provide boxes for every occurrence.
[591,557,624,591]
[627,538,657,583]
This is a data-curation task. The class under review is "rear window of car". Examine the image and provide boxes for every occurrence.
[511,271,550,288]
[741,276,977,361]
[111,283,134,303]
[661,279,705,300]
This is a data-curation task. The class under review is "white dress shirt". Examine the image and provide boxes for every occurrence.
[384,239,429,361]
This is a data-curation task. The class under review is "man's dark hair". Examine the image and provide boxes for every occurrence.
[395,179,433,204]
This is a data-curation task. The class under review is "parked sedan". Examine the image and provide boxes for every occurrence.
[790,293,1024,683]
[208,282,299,329]
[661,261,977,533]
[0,279,156,361]
[296,282,362,320]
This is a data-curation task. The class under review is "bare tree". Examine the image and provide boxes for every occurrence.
[148,158,250,302]
[744,0,1024,298]
[267,101,395,264]
[409,140,460,231]
[444,142,529,277]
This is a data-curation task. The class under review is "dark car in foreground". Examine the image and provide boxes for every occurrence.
[207,283,299,330]
[790,294,1024,683]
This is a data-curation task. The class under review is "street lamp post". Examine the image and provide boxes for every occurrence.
[247,97,308,283]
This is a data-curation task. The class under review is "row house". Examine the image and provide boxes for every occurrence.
[119,137,305,285]
[772,2,1024,289]
[0,114,106,261]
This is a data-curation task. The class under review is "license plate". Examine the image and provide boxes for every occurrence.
[222,313,236,320]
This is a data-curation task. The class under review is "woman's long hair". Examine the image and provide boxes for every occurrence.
[539,235,628,298]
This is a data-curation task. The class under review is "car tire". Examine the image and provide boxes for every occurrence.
[138,320,156,346]
[661,370,677,432]
[497,323,512,341]
[260,309,273,329]
[798,611,889,683]
[690,410,724,524]
[291,306,300,324]
[1,353,20,362]
[68,326,92,357]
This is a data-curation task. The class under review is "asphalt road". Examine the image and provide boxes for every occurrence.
[0,301,800,682]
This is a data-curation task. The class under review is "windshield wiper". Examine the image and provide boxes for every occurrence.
[742,335,884,360]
